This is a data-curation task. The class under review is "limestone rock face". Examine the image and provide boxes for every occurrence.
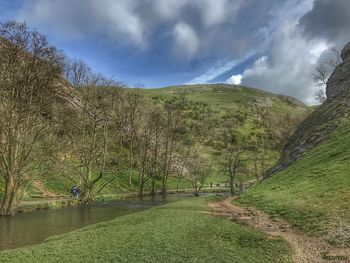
[267,41,350,177]
[341,42,350,61]
[326,42,350,99]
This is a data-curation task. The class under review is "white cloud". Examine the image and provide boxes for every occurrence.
[10,0,340,104]
[240,30,329,104]
[227,74,243,85]
[153,0,243,27]
[198,0,240,27]
[188,51,255,84]
[17,0,145,45]
[102,0,144,44]
[243,56,269,77]
[153,0,188,20]
[227,0,331,105]
[173,22,199,58]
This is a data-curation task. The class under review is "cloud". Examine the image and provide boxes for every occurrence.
[197,0,243,27]
[187,51,255,84]
[239,32,330,104]
[16,0,145,45]
[227,74,243,85]
[173,22,199,58]
[7,0,348,104]
[15,0,245,49]
[224,0,335,104]
[299,0,350,48]
[153,0,188,20]
[101,1,144,44]
[243,56,269,77]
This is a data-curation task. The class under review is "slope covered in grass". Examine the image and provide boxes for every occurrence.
[0,196,292,263]
[240,120,350,244]
[144,84,309,182]
[15,84,308,198]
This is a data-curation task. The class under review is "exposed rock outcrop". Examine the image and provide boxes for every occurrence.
[326,43,350,99]
[267,41,350,177]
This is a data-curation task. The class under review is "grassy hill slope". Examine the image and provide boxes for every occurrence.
[143,84,309,182]
[240,120,350,245]
[2,84,309,199]
[240,42,350,247]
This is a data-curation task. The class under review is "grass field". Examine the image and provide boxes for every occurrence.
[0,196,292,263]
[239,120,350,245]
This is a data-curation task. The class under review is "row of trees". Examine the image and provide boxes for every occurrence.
[0,21,304,215]
[0,22,64,215]
[0,21,215,215]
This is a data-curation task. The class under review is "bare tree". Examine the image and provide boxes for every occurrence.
[148,107,165,195]
[224,147,245,196]
[314,48,342,103]
[124,90,144,186]
[0,21,63,215]
[185,151,211,196]
[160,98,186,196]
[64,59,122,203]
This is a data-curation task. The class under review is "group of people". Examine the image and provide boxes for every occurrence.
[70,186,80,199]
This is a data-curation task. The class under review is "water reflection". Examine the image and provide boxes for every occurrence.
[0,194,192,251]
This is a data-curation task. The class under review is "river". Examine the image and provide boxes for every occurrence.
[0,194,193,251]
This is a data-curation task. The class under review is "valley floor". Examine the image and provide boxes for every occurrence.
[0,196,291,263]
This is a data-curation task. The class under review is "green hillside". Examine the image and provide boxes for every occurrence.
[143,84,309,182]
[240,119,350,244]
[22,84,309,198]
[240,42,350,247]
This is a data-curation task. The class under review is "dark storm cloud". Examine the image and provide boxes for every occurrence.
[299,0,350,47]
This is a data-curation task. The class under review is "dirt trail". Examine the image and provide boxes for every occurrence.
[208,197,350,263]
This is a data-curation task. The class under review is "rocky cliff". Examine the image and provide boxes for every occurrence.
[267,41,350,176]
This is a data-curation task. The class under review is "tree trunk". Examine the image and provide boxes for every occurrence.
[176,178,182,193]
[0,175,16,216]
[229,174,235,196]
[150,177,156,196]
[161,177,168,197]
[139,178,145,198]
[79,184,94,204]
[129,140,133,185]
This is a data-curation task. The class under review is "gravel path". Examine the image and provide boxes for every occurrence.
[208,197,350,263]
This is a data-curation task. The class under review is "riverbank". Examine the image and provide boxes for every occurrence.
[0,196,292,263]
[17,187,230,214]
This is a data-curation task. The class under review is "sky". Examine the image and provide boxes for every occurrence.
[1,0,350,105]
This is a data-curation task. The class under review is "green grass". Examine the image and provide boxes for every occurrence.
[239,120,350,241]
[144,84,309,183]
[11,84,308,199]
[0,196,292,263]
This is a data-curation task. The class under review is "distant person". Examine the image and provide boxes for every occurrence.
[75,187,80,198]
[71,186,79,199]
[210,182,213,189]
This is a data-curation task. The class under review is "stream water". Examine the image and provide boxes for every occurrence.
[0,194,193,251]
